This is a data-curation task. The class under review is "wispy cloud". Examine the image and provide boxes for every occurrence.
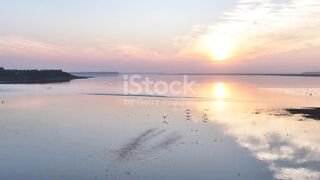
[0,36,171,63]
[1,0,319,70]
[177,0,320,61]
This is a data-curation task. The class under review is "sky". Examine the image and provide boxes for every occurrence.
[0,0,319,73]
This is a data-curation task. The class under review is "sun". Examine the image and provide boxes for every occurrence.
[211,41,232,61]
[202,34,236,61]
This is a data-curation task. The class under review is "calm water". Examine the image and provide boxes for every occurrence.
[0,74,320,180]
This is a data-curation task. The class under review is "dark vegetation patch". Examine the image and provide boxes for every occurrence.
[0,67,85,84]
[285,108,320,120]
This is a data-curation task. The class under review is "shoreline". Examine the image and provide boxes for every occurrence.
[120,72,320,77]
[0,67,87,84]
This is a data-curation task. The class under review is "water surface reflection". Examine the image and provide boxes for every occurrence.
[0,76,319,180]
[195,80,320,180]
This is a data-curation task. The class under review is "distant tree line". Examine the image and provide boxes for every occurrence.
[0,67,83,83]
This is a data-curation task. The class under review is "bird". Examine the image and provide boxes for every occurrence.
[162,121,168,124]
[163,115,168,119]
[202,118,208,123]
[202,112,209,122]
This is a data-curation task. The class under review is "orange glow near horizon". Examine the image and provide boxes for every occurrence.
[214,82,227,99]
[202,34,236,61]
[212,82,229,109]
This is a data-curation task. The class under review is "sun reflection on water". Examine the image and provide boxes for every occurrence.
[193,81,320,180]
[212,82,229,109]
[213,82,228,99]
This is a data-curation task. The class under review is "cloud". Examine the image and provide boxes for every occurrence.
[1,0,319,71]
[207,108,320,180]
[177,0,320,61]
[0,36,214,71]
[0,36,172,63]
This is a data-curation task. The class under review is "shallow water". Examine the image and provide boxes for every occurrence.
[0,75,319,180]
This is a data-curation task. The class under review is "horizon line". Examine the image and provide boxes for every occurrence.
[72,71,320,77]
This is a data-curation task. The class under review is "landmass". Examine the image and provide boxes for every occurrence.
[0,67,86,84]
[286,107,320,120]
[302,72,320,75]
[72,71,120,77]
[123,72,320,77]
[172,73,320,77]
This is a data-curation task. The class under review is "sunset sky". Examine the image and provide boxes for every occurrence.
[0,0,320,73]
